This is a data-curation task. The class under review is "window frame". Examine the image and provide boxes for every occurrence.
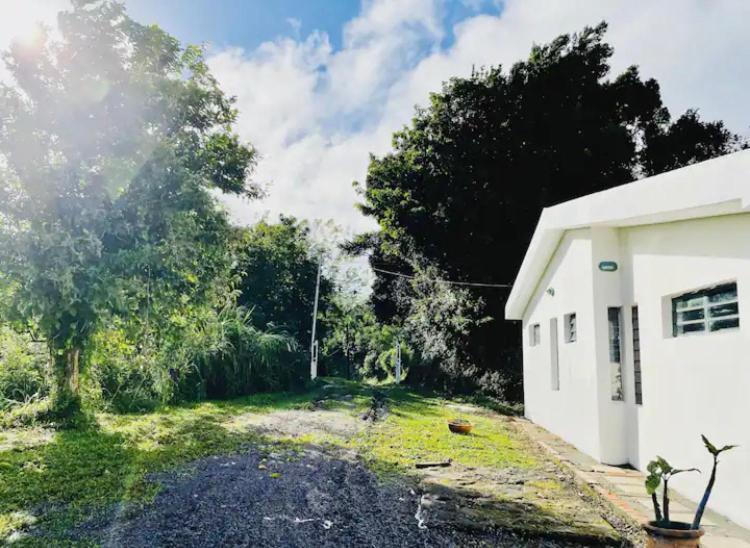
[529,323,541,347]
[631,305,642,405]
[608,306,624,402]
[564,312,577,343]
[671,282,739,337]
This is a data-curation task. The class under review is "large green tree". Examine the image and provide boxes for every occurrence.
[353,23,744,399]
[0,0,258,414]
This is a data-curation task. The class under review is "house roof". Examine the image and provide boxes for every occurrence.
[504,149,750,320]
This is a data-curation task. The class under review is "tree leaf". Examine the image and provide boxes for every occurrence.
[702,434,718,455]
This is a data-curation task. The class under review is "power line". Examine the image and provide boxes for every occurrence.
[371,266,513,289]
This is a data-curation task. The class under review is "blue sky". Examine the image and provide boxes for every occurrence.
[125,0,362,52]
[125,0,503,53]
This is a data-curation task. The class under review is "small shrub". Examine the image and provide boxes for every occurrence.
[0,327,49,410]
[0,397,55,428]
[86,328,163,413]
[375,344,415,381]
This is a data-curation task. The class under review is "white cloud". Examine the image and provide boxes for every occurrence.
[210,0,446,233]
[286,17,302,38]
[209,0,750,235]
[8,1,745,235]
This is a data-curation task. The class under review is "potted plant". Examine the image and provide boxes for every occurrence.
[643,435,737,547]
[447,418,473,434]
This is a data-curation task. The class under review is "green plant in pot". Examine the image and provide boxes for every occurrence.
[643,435,737,547]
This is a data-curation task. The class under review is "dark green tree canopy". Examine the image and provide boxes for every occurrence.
[234,216,333,350]
[353,23,743,397]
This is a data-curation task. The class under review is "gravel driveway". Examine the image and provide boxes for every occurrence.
[103,445,585,548]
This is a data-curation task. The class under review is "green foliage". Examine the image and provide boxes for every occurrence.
[0,1,257,414]
[353,22,743,402]
[234,217,333,350]
[84,302,303,410]
[393,263,519,397]
[0,398,54,429]
[322,292,379,378]
[375,343,415,381]
[192,304,303,397]
[85,326,163,413]
[646,440,739,529]
[645,459,663,495]
[701,434,738,457]
[645,455,699,524]
[0,327,49,410]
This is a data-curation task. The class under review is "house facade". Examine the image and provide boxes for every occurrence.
[505,150,750,528]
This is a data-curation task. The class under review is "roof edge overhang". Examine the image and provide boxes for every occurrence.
[505,149,750,321]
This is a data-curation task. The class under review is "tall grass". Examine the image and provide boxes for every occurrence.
[0,327,49,411]
[195,304,302,398]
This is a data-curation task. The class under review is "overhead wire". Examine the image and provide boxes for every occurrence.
[371,266,513,289]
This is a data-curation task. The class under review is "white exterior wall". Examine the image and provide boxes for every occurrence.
[522,229,602,460]
[521,214,750,528]
[620,213,750,529]
[590,228,630,465]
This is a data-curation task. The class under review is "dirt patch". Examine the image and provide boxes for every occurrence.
[360,391,388,422]
[0,427,54,452]
[415,461,621,545]
[224,409,365,439]
[92,446,602,547]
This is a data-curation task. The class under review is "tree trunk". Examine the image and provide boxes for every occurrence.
[51,347,81,416]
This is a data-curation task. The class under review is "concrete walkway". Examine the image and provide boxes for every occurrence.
[516,419,750,548]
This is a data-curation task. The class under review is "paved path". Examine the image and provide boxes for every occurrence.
[517,419,750,548]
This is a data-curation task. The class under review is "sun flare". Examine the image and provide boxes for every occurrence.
[0,1,63,49]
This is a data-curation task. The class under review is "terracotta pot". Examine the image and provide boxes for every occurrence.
[447,420,473,434]
[643,521,704,548]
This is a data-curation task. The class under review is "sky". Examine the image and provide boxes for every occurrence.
[2,0,750,237]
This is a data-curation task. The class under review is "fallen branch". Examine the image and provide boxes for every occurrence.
[415,459,452,469]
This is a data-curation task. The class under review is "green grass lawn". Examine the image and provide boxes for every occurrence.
[0,379,617,546]
[0,379,367,543]
[351,387,535,472]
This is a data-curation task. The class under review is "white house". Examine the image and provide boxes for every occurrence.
[505,149,750,528]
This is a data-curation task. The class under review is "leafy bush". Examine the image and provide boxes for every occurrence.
[85,327,165,413]
[374,344,415,381]
[194,304,303,398]
[85,304,304,411]
[0,327,49,410]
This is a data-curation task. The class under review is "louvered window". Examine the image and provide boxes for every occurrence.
[672,282,739,336]
[564,313,576,343]
[632,306,642,405]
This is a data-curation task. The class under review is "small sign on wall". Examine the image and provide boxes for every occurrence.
[598,261,618,272]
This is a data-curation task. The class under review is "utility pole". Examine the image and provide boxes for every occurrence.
[310,261,322,379]
[395,339,402,384]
